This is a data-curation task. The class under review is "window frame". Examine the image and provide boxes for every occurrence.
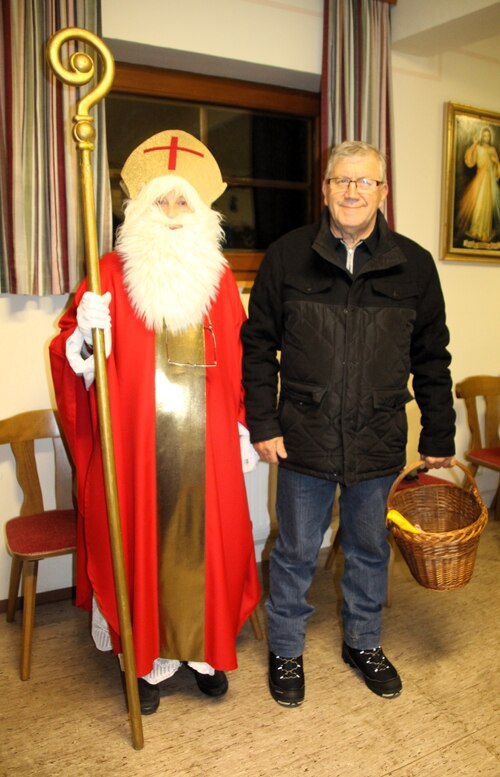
[111,62,321,284]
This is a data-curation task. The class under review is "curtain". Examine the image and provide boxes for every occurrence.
[321,0,394,225]
[0,0,112,295]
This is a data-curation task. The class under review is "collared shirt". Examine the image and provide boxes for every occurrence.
[330,220,380,277]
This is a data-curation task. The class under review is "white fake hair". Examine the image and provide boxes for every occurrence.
[115,176,228,332]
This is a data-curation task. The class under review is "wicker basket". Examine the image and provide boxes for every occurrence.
[386,460,488,591]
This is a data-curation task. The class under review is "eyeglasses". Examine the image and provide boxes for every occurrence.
[327,177,384,192]
[165,318,217,368]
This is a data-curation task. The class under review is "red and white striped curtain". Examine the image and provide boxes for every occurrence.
[321,0,394,225]
[0,0,112,294]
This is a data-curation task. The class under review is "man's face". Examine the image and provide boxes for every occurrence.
[481,128,491,144]
[322,152,388,241]
[155,191,194,229]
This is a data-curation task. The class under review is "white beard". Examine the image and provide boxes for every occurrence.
[115,201,227,333]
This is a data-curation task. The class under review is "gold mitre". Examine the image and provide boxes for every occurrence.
[120,129,227,205]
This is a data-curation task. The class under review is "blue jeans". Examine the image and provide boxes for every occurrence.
[266,467,396,656]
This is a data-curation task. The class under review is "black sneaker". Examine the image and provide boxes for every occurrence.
[137,677,161,715]
[188,667,229,697]
[269,651,305,707]
[342,642,402,698]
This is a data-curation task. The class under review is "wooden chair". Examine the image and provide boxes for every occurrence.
[455,375,500,520]
[324,470,450,606]
[249,608,264,641]
[1,409,77,680]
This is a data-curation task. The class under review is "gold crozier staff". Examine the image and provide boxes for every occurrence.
[46,27,144,751]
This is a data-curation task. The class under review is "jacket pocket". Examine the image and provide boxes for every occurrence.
[373,387,413,410]
[285,276,333,295]
[372,279,418,301]
[281,378,327,407]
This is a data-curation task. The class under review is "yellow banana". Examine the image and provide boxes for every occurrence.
[387,509,423,534]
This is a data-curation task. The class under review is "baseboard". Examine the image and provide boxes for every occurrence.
[0,586,76,614]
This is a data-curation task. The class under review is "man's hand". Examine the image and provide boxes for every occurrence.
[421,455,454,469]
[254,436,288,465]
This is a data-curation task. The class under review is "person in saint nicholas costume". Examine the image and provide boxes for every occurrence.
[49,130,261,714]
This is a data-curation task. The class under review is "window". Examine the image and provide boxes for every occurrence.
[106,63,320,282]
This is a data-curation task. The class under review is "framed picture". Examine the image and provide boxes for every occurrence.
[441,102,500,263]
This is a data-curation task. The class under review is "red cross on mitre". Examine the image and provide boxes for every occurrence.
[144,135,205,171]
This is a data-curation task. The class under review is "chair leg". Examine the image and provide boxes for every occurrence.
[6,556,23,623]
[324,526,341,571]
[20,559,39,681]
[462,462,479,489]
[385,540,394,608]
[492,479,500,521]
[249,608,264,641]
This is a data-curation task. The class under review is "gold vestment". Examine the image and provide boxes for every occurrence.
[155,324,206,660]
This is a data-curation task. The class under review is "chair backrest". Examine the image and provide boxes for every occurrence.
[0,409,74,516]
[455,375,500,451]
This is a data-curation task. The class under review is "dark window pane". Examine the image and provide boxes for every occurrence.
[251,115,309,182]
[207,109,309,182]
[218,187,310,250]
[207,110,253,179]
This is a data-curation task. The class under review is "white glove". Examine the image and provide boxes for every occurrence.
[238,422,260,473]
[77,291,112,353]
[65,328,99,390]
[66,291,112,390]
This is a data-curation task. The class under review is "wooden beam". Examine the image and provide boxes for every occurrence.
[113,62,319,117]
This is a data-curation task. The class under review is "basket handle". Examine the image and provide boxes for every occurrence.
[386,459,479,510]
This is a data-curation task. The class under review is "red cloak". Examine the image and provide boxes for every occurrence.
[50,251,260,677]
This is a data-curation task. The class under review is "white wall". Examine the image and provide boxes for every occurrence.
[1,1,499,600]
[391,46,500,495]
[0,294,73,594]
[101,0,323,90]
[102,0,323,70]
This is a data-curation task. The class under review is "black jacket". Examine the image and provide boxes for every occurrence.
[241,210,455,485]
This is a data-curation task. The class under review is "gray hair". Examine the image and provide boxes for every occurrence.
[325,141,387,182]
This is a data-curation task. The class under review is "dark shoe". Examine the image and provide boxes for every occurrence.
[342,642,402,698]
[137,678,160,715]
[269,651,305,707]
[189,667,228,697]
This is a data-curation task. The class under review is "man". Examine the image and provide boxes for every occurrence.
[241,140,455,707]
[50,130,260,714]
[458,126,500,243]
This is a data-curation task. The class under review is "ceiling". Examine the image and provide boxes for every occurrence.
[391,2,500,62]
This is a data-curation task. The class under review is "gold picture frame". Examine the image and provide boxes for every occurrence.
[441,102,500,264]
